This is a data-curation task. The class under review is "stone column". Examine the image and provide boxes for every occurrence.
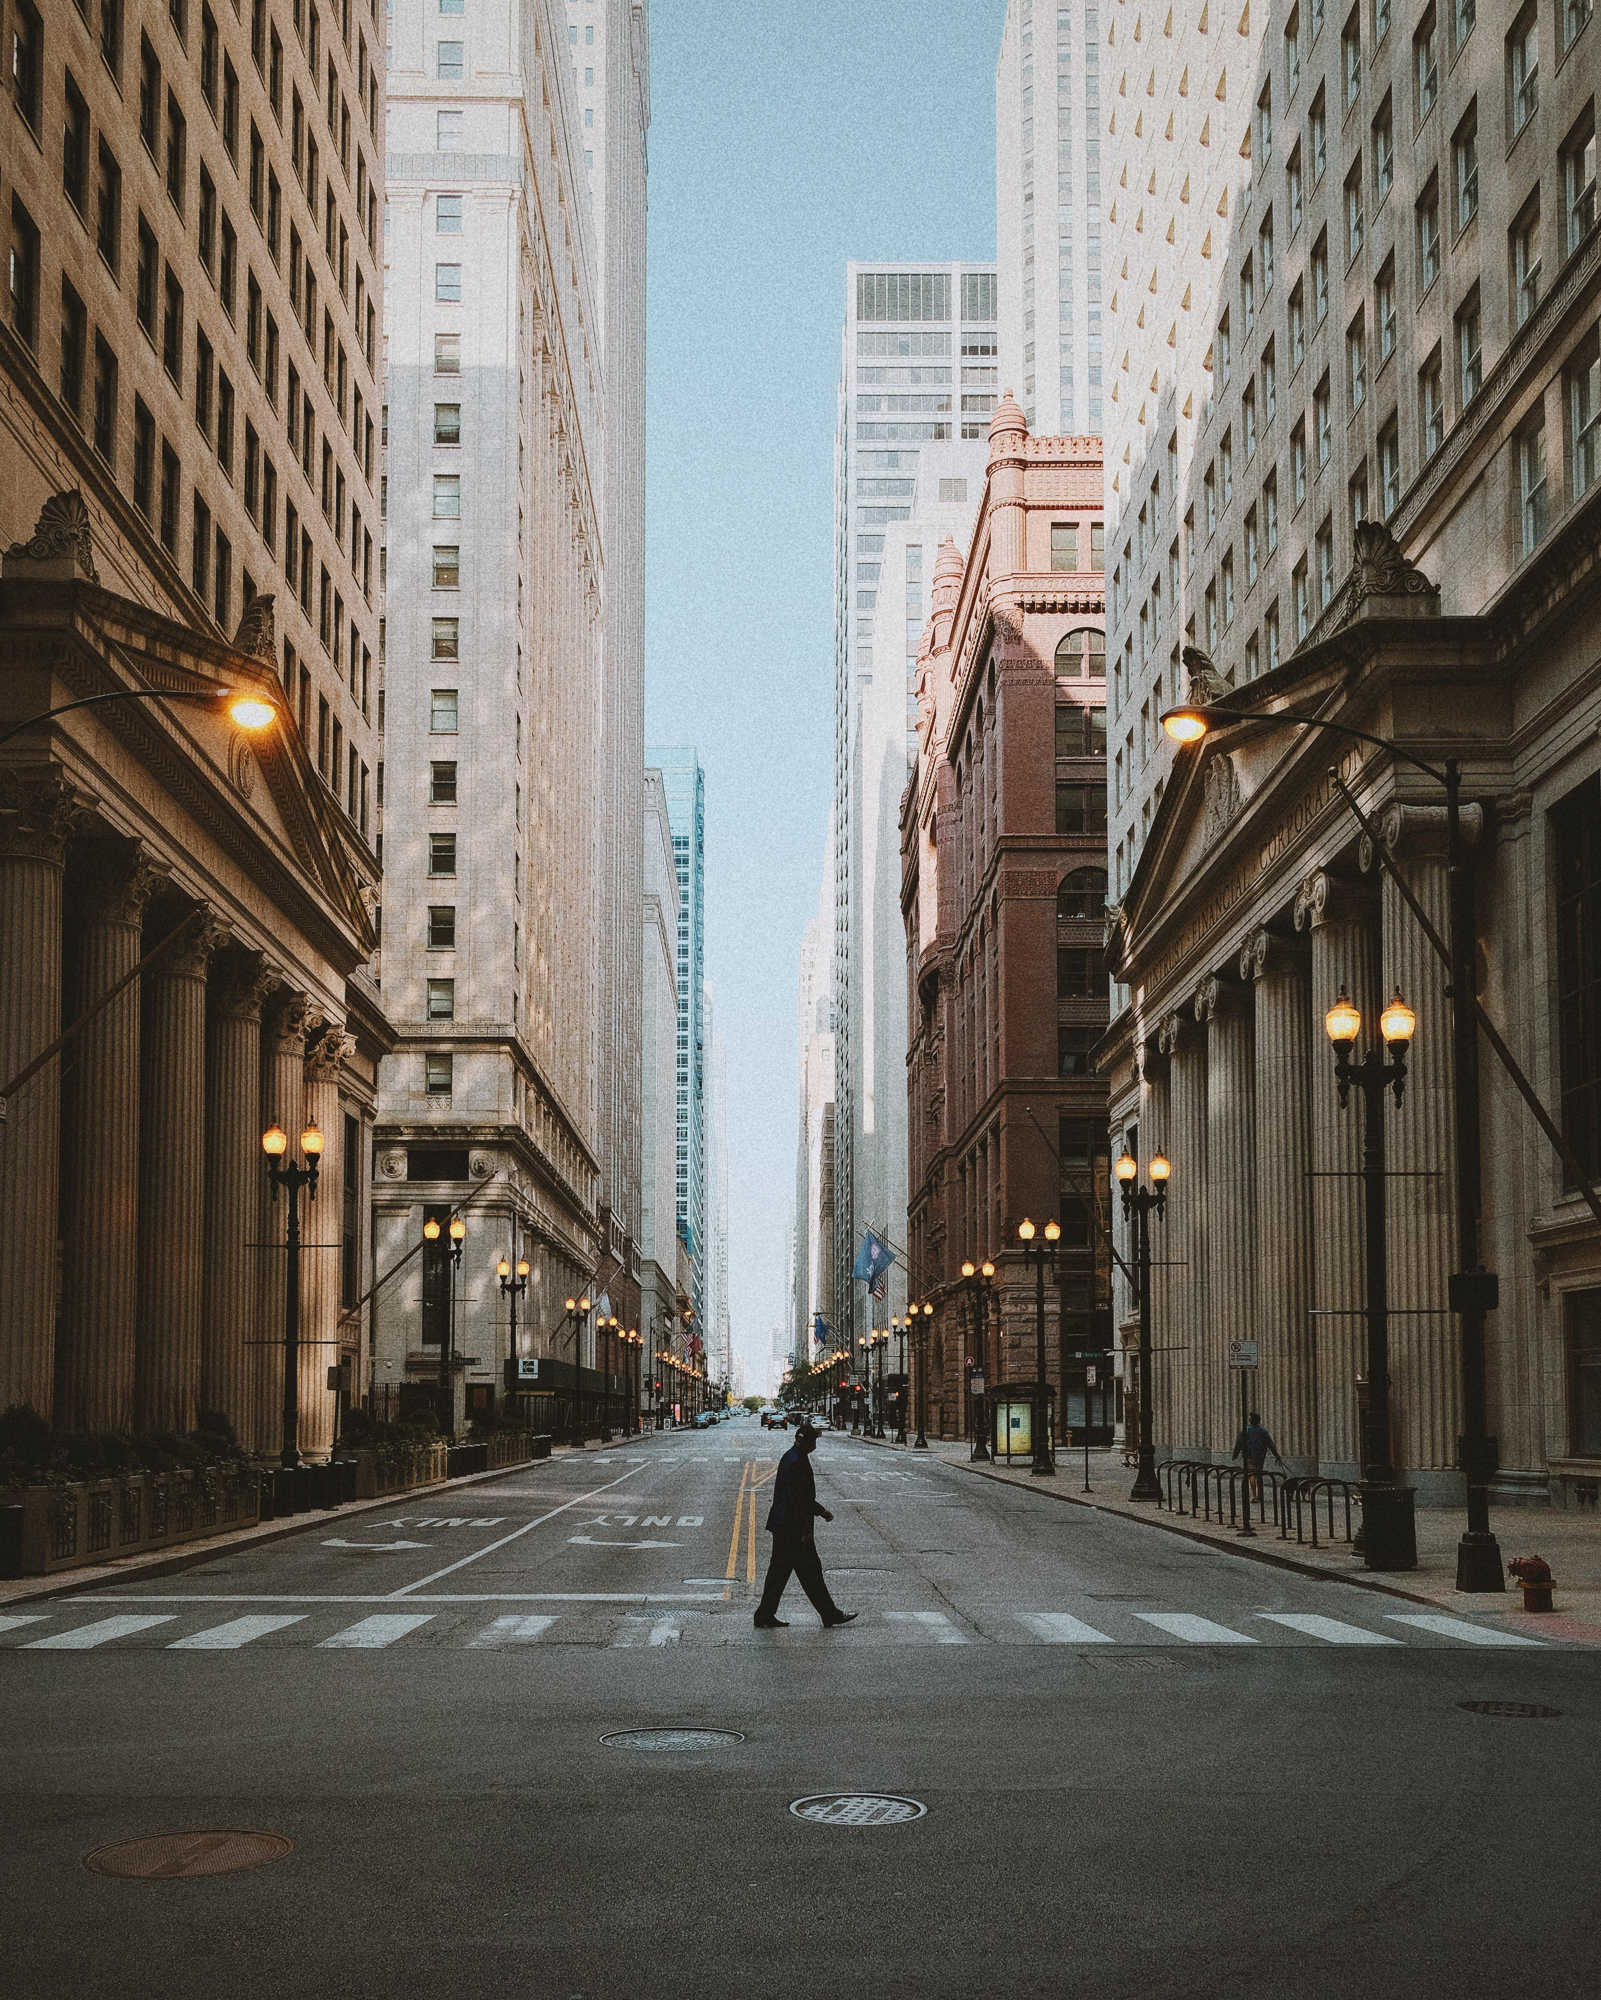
[201,953,277,1441]
[1243,927,1317,1471]
[1141,1046,1174,1454]
[1198,973,1257,1456]
[1157,1008,1208,1455]
[299,1023,351,1458]
[136,908,223,1432]
[0,772,84,1416]
[58,841,161,1431]
[1294,870,1379,1478]
[1368,803,1472,1487]
[255,990,311,1457]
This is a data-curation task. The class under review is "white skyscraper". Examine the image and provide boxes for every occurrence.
[831,260,998,1354]
[996,0,1105,436]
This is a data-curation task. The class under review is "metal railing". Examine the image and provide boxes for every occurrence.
[1157,1458,1360,1547]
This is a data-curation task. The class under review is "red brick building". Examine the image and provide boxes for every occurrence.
[901,397,1108,1445]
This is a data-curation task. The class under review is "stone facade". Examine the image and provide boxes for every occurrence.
[902,398,1109,1441]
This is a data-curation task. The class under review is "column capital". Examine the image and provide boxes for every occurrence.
[305,1023,354,1083]
[1240,925,1308,982]
[1293,868,1375,932]
[154,903,230,980]
[1359,799,1483,871]
[265,988,313,1055]
[1194,972,1247,1024]
[72,838,165,928]
[216,949,279,1023]
[0,768,93,866]
[1156,1009,1189,1056]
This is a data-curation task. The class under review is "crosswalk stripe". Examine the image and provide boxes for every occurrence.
[318,1614,434,1649]
[1134,1612,1258,1645]
[884,1610,967,1643]
[0,1615,50,1635]
[1018,1612,1116,1644]
[1256,1613,1400,1645]
[1386,1613,1545,1647]
[467,1614,556,1647]
[167,1615,308,1650]
[648,1615,682,1646]
[22,1615,176,1650]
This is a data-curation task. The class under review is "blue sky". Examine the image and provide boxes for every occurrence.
[643,0,1003,1388]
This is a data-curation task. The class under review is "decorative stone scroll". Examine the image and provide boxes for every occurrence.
[3,490,99,583]
[1336,521,1438,627]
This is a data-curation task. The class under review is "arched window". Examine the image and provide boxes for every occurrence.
[1057,867,1108,921]
[1056,625,1107,678]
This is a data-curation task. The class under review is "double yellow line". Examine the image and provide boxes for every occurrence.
[725,1459,774,1595]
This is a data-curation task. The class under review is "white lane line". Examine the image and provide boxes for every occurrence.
[167,1615,309,1650]
[319,1614,435,1649]
[648,1615,682,1647]
[22,1615,177,1650]
[467,1614,556,1647]
[884,1610,968,1643]
[59,1591,729,1605]
[1134,1612,1258,1645]
[1257,1613,1401,1646]
[1386,1613,1545,1647]
[389,1459,653,1596]
[0,1615,50,1635]
[1018,1611,1115,1644]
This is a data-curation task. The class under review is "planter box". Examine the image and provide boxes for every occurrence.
[483,1432,536,1471]
[0,1467,261,1578]
[352,1442,451,1500]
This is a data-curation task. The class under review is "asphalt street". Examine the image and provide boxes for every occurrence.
[3,1412,1597,1999]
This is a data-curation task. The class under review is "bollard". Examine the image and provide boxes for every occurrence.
[0,1503,24,1578]
[321,1461,342,1509]
[341,1457,359,1502]
[274,1466,297,1516]
[292,1464,313,1512]
[257,1474,276,1523]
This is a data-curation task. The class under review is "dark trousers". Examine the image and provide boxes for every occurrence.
[756,1529,839,1622]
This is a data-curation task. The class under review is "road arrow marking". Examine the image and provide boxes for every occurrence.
[567,1534,682,1549]
[322,1539,431,1550]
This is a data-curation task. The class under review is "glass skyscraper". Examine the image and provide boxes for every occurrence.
[648,746,706,1326]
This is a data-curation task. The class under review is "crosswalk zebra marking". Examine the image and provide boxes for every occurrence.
[167,1615,308,1650]
[1386,1613,1544,1647]
[23,1615,176,1650]
[884,1610,967,1643]
[318,1614,435,1649]
[0,1615,50,1635]
[1256,1613,1400,1645]
[1018,1612,1116,1644]
[467,1614,557,1647]
[1134,1612,1258,1645]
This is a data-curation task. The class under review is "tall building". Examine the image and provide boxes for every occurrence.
[0,0,389,1452]
[639,767,679,1377]
[996,0,1106,435]
[648,746,706,1324]
[705,990,731,1388]
[832,259,998,1358]
[1099,0,1601,1505]
[903,401,1108,1440]
[792,828,836,1366]
[375,0,645,1426]
[570,0,650,1322]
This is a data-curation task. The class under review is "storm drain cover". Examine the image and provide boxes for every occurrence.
[83,1830,293,1880]
[600,1728,745,1751]
[789,1794,926,1826]
[1457,1700,1562,1719]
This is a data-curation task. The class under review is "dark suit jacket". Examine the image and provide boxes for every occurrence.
[765,1445,826,1538]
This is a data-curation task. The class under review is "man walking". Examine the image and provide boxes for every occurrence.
[753,1417,857,1630]
[1231,1410,1285,1501]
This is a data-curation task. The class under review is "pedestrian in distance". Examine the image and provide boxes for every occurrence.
[753,1416,857,1630]
[1232,1410,1285,1501]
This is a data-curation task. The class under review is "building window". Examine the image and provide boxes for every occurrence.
[435,262,462,303]
[1056,626,1106,677]
[1309,87,1327,186]
[92,335,117,464]
[1292,420,1308,507]
[1519,412,1548,554]
[1287,145,1304,236]
[133,398,155,516]
[426,979,455,1021]
[1345,163,1365,262]
[1564,115,1598,258]
[431,617,459,660]
[1265,600,1281,668]
[434,402,461,445]
[437,109,464,148]
[428,832,458,877]
[11,1,42,135]
[430,761,458,804]
[425,1053,453,1097]
[1262,341,1277,422]
[433,544,460,589]
[1417,180,1441,292]
[1057,947,1107,998]
[1341,7,1362,109]
[1454,105,1479,233]
[1057,867,1108,920]
[433,473,461,517]
[1316,517,1335,607]
[435,331,461,373]
[1057,1026,1095,1077]
[1372,95,1393,206]
[1051,522,1079,570]
[1376,257,1397,363]
[1555,775,1601,1185]
[430,687,459,733]
[1349,464,1368,534]
[427,905,456,949]
[8,198,40,351]
[1312,233,1329,323]
[1347,315,1367,412]
[1508,10,1539,140]
[438,40,464,79]
[1420,349,1445,458]
[58,280,87,423]
[1569,340,1601,501]
[1456,295,1481,407]
[1293,557,1310,637]
[1380,415,1401,515]
[1263,470,1279,552]
[1415,6,1439,122]
[1054,783,1108,834]
[1314,373,1332,466]
[1512,199,1541,327]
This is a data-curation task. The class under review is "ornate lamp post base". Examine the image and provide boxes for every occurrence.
[1128,1451,1162,1503]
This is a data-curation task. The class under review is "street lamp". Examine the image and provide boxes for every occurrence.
[960,1260,996,1461]
[1324,983,1420,1572]
[871,1327,889,1438]
[498,1253,529,1416]
[1017,1219,1061,1476]
[262,1120,323,1468]
[423,1215,466,1437]
[904,1302,932,1449]
[1163,694,1502,1591]
[0,679,279,751]
[1115,1148,1169,1503]
[562,1291,592,1441]
[890,1317,908,1443]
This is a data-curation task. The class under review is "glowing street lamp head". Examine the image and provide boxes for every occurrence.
[448,1216,465,1244]
[565,1296,577,1312]
[1043,1219,1061,1244]
[497,1257,511,1279]
[423,1218,441,1242]
[1017,1217,1036,1243]
[1149,1154,1171,1184]
[516,1259,530,1278]
[261,1124,288,1157]
[300,1123,323,1157]
[981,1260,995,1279]
[227,692,278,731]
[961,1260,975,1278]
[1324,985,1362,1052]
[1161,706,1211,745]
[1114,1150,1138,1184]
[1380,988,1417,1051]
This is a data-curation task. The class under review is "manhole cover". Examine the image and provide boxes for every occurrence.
[789,1794,927,1826]
[600,1728,745,1751]
[1081,1653,1184,1671]
[83,1830,293,1880]
[1457,1700,1562,1719]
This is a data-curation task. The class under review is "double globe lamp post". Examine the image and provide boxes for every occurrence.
[1016,1219,1061,1476]
[261,1120,324,1469]
[960,1259,996,1461]
[1113,1149,1169,1503]
[423,1214,466,1436]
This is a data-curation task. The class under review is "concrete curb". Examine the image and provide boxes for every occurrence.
[849,1428,1445,1609]
[0,1447,591,1607]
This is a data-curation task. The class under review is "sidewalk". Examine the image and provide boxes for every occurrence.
[854,1428,1601,1642]
[0,1438,605,1609]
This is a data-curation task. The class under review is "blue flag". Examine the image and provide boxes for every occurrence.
[811,1312,831,1350]
[852,1229,895,1288]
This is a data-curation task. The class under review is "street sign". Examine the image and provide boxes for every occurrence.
[503,1357,541,1390]
[1227,1340,1259,1371]
[970,1375,986,1395]
[1085,1365,1097,1387]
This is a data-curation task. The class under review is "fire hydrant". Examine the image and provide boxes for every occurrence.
[1507,1555,1555,1613]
